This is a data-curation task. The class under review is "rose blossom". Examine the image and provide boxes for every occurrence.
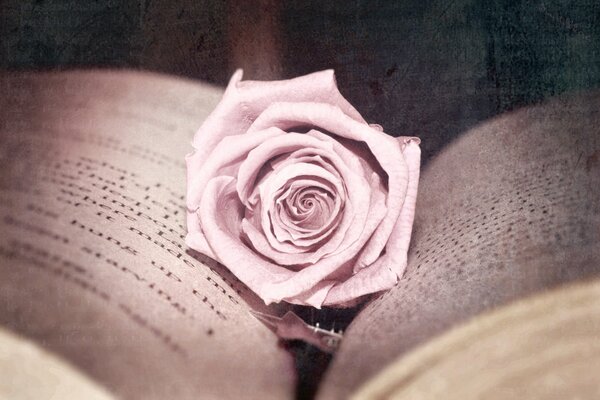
[185,70,420,308]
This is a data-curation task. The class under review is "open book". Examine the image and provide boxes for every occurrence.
[0,70,598,400]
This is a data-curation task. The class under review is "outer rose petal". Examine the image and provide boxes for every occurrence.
[321,258,399,306]
[185,127,283,255]
[199,176,291,280]
[382,137,421,275]
[199,176,299,299]
[322,138,421,306]
[185,211,217,259]
[186,127,283,210]
[190,70,365,166]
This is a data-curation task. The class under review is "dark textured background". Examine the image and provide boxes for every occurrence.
[2,0,599,163]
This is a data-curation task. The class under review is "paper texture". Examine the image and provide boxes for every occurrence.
[0,326,114,400]
[0,70,295,400]
[352,279,600,400]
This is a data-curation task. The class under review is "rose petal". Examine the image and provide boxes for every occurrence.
[358,137,421,276]
[284,280,337,308]
[190,70,365,168]
[305,130,371,179]
[271,151,341,179]
[238,133,331,205]
[236,132,375,263]
[199,176,291,282]
[259,162,343,249]
[186,127,283,211]
[185,211,217,259]
[282,280,337,308]
[265,146,347,242]
[320,256,399,306]
[241,219,311,266]
[199,174,388,306]
[261,175,387,304]
[185,127,283,254]
[242,170,345,264]
[301,129,395,256]
[321,138,420,306]
[247,102,409,268]
[273,181,342,244]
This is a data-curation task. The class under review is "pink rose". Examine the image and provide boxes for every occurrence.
[186,70,421,308]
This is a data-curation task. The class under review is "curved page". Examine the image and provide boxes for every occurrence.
[353,279,600,400]
[0,71,295,400]
[319,91,600,399]
[0,326,114,400]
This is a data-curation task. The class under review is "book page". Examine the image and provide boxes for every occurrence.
[0,327,113,400]
[352,279,600,400]
[0,71,295,400]
[318,91,600,399]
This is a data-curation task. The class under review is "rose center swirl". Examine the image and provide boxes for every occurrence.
[261,159,346,248]
[278,182,336,231]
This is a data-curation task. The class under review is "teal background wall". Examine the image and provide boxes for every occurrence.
[2,0,599,161]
